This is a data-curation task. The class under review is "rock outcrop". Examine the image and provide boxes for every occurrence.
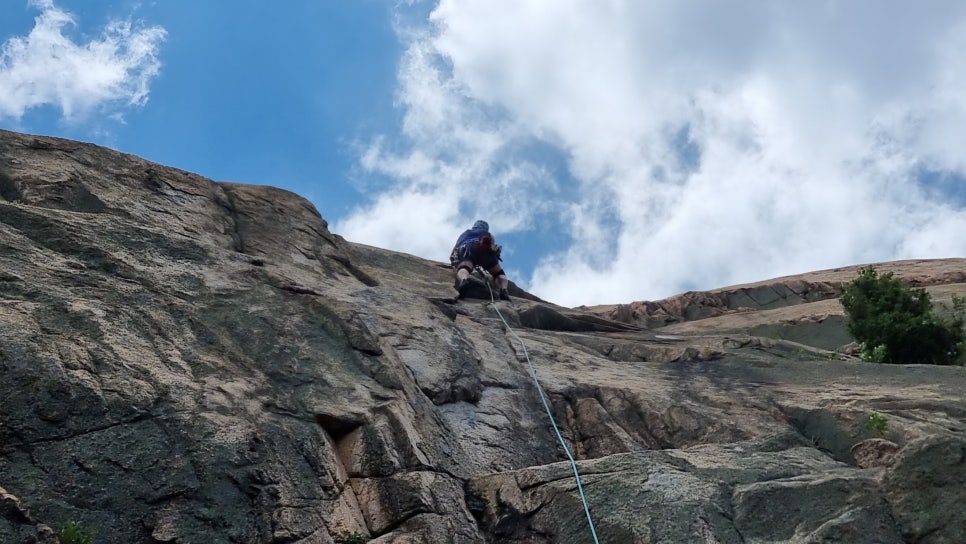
[1,129,964,543]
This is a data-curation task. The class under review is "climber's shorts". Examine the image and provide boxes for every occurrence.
[450,244,500,272]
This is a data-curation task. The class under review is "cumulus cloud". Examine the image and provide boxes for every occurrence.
[335,32,559,254]
[338,0,966,306]
[0,0,166,122]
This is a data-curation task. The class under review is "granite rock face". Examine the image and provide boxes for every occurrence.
[1,129,964,543]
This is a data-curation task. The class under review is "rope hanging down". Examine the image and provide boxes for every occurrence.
[483,281,601,544]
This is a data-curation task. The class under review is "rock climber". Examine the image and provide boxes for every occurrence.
[450,220,510,300]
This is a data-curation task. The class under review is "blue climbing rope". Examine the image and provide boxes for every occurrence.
[483,281,601,544]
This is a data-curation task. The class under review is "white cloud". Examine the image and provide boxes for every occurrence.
[0,0,166,122]
[334,32,559,260]
[340,0,966,306]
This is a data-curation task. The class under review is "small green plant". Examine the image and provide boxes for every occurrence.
[864,412,888,434]
[335,532,369,544]
[57,520,95,544]
[860,343,888,364]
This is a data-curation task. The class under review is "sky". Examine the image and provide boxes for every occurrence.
[2,0,965,307]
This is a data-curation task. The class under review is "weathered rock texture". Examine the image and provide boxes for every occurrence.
[1,129,964,543]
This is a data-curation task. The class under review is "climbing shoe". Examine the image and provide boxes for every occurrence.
[499,288,510,301]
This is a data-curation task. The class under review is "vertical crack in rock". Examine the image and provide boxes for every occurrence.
[215,186,246,254]
[0,165,23,203]
[326,253,380,287]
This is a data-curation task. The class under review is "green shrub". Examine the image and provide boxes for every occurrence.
[57,520,95,544]
[860,343,888,364]
[946,294,966,319]
[840,266,965,365]
[864,412,888,434]
[335,532,369,544]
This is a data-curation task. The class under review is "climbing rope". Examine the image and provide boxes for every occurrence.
[483,280,601,544]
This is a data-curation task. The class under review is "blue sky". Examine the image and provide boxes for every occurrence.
[2,0,965,307]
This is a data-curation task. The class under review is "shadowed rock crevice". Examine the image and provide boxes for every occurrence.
[35,178,108,214]
[326,253,380,287]
[216,185,246,254]
[0,168,23,203]
[782,407,860,464]
[315,413,365,443]
[517,304,638,333]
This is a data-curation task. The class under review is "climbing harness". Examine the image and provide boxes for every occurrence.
[483,280,601,544]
